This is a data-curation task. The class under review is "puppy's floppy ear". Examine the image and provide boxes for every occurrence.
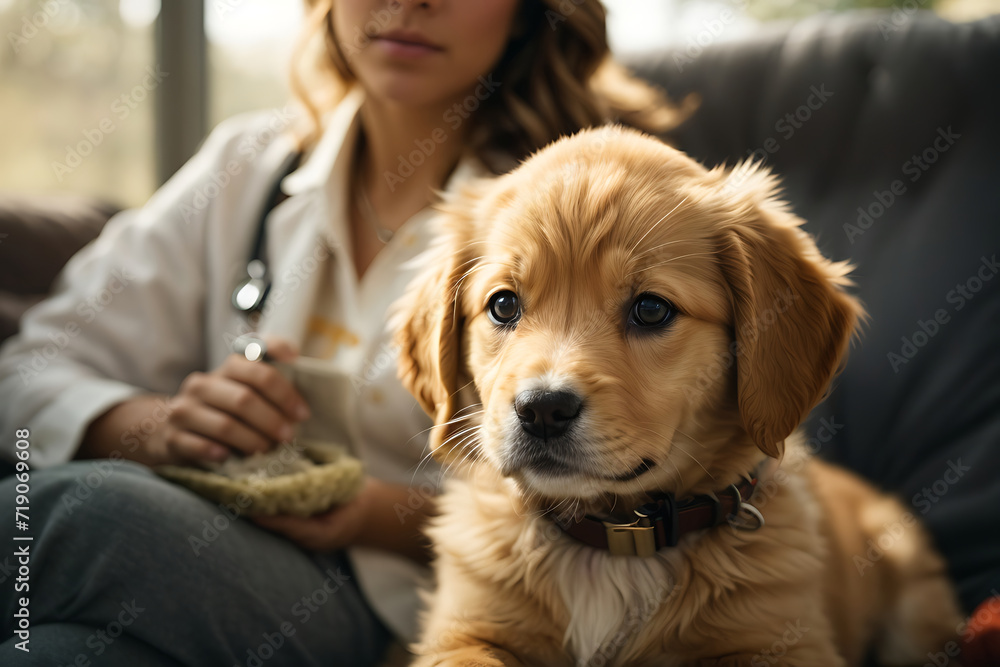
[715,164,864,458]
[392,191,477,460]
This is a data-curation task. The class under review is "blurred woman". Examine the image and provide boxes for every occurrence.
[0,1,681,664]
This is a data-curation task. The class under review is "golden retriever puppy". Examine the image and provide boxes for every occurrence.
[393,127,963,667]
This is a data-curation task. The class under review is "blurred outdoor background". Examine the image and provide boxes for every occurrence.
[1,0,997,210]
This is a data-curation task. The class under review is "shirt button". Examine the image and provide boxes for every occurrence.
[369,389,384,405]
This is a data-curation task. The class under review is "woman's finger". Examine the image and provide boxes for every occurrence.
[261,335,300,364]
[218,357,311,422]
[186,375,296,444]
[164,426,230,464]
[168,395,272,456]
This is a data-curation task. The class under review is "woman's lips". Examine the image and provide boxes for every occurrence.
[373,30,443,58]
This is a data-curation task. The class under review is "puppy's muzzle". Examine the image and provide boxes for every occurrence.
[514,389,583,440]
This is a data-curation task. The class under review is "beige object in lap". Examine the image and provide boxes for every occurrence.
[157,440,364,516]
[156,356,365,516]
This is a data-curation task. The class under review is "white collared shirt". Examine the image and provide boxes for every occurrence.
[0,87,492,642]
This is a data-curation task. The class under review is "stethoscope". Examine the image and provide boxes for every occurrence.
[231,150,303,316]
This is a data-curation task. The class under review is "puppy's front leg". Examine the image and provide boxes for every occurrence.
[411,643,524,667]
[412,592,527,667]
[413,555,563,667]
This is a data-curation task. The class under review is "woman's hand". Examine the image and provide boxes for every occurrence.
[252,478,376,552]
[79,336,310,466]
[160,337,309,463]
[252,477,436,564]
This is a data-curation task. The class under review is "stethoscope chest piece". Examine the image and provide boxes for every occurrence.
[232,258,270,314]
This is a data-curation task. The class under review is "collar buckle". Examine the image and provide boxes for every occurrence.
[601,493,678,556]
[602,520,657,557]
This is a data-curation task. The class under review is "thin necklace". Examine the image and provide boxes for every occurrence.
[357,181,394,244]
[354,132,394,245]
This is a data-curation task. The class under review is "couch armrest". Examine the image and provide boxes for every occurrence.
[0,194,119,295]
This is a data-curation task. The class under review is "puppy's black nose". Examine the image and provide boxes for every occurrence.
[514,390,582,439]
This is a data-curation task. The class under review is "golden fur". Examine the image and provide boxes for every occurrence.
[393,127,963,666]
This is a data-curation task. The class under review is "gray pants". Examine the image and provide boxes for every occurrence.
[0,460,393,666]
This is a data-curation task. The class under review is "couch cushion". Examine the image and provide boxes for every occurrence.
[0,194,118,342]
[0,194,118,295]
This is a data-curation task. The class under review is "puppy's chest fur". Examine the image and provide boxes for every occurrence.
[549,544,683,665]
[433,465,823,667]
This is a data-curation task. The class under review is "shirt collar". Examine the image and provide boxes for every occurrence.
[281,86,366,197]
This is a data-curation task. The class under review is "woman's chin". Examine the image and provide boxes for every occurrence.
[359,70,447,108]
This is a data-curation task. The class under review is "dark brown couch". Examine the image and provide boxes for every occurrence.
[627,9,999,661]
[0,195,118,342]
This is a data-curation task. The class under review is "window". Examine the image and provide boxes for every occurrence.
[0,0,159,208]
[207,0,303,129]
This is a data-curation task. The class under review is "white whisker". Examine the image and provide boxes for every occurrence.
[625,251,717,277]
[627,196,689,254]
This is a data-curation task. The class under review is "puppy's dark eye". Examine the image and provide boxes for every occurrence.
[488,291,521,326]
[629,294,676,328]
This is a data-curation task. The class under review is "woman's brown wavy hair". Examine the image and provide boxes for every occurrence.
[291,0,690,172]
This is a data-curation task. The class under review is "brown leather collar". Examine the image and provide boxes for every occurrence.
[553,476,760,557]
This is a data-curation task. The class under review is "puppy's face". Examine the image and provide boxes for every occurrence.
[396,128,860,508]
